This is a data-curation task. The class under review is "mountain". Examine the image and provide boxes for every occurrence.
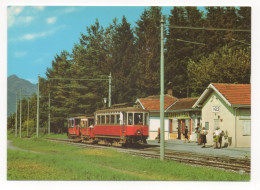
[7,75,37,116]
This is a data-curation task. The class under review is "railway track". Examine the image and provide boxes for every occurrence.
[46,138,250,174]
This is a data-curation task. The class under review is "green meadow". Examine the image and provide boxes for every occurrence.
[7,133,250,181]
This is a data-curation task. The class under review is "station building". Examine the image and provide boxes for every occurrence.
[166,97,201,141]
[192,83,251,148]
[136,94,178,140]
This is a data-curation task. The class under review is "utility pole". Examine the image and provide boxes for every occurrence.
[27,99,29,137]
[15,93,17,137]
[37,74,40,137]
[20,88,22,138]
[48,93,50,135]
[160,16,165,161]
[108,73,112,107]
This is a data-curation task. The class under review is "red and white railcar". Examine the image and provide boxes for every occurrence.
[68,116,94,140]
[93,106,149,146]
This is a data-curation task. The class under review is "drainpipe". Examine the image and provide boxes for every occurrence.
[235,107,238,147]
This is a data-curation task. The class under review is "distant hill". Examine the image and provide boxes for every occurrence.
[7,75,37,116]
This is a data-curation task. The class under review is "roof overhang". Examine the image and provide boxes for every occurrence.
[136,99,145,110]
[231,104,251,108]
[167,108,201,113]
[192,83,232,108]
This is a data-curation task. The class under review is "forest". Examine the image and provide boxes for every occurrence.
[7,6,251,134]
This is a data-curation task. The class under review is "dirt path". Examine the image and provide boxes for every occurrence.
[7,140,41,154]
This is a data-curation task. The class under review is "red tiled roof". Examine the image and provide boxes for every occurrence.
[138,95,178,111]
[212,83,251,105]
[168,97,199,111]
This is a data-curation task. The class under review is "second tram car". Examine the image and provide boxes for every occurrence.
[68,116,94,140]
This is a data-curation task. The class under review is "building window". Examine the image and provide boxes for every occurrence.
[243,120,251,136]
[205,122,209,130]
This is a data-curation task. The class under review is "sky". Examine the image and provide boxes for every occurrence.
[7,6,174,84]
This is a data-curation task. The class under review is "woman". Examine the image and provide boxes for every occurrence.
[200,127,208,148]
[184,126,190,143]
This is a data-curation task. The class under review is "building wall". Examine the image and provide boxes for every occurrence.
[201,92,251,147]
[236,108,251,147]
[148,113,169,140]
[201,92,235,147]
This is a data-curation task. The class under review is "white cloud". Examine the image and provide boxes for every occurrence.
[22,31,51,40]
[9,25,67,42]
[46,17,57,24]
[7,6,45,28]
[14,51,27,58]
[7,7,25,27]
[34,6,45,11]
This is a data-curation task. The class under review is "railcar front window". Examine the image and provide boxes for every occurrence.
[134,113,144,125]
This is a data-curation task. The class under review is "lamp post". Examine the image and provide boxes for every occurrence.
[160,16,165,161]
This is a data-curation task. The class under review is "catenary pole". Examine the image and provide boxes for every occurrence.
[48,93,50,135]
[37,74,40,137]
[15,93,17,137]
[160,16,165,161]
[27,99,29,137]
[20,88,22,138]
[108,73,112,107]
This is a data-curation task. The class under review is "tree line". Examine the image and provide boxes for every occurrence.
[8,6,251,134]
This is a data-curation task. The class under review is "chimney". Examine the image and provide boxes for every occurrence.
[167,89,173,96]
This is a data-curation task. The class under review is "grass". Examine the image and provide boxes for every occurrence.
[7,133,250,181]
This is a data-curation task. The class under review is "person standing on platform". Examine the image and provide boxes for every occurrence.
[184,126,190,143]
[217,126,223,149]
[196,123,201,145]
[213,127,220,149]
[200,127,208,148]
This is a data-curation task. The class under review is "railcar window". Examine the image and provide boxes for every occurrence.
[97,115,101,125]
[116,115,120,124]
[69,120,73,128]
[134,113,143,125]
[128,113,133,125]
[89,119,94,126]
[111,115,115,124]
[106,115,110,124]
[82,121,87,128]
[75,119,81,126]
[101,115,105,124]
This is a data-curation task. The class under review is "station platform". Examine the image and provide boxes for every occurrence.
[147,139,251,159]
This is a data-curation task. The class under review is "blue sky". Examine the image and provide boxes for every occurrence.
[7,6,174,84]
